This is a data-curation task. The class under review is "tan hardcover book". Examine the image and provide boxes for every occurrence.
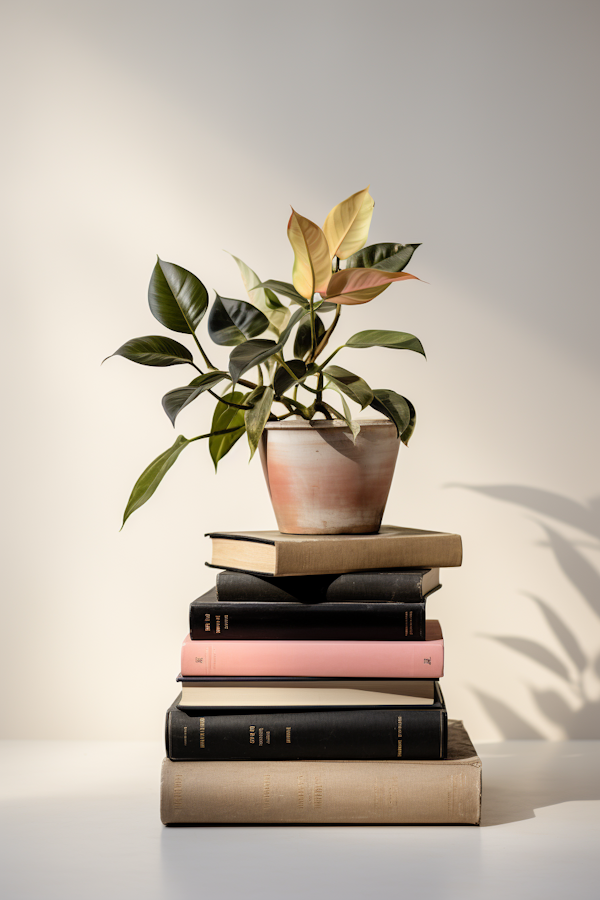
[160,719,481,825]
[207,525,463,577]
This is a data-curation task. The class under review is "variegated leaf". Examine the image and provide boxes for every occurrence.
[287,209,332,300]
[322,187,374,260]
[323,267,419,305]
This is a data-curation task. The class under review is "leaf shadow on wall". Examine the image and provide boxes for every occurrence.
[450,485,600,740]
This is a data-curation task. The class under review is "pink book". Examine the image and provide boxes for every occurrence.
[180,620,444,678]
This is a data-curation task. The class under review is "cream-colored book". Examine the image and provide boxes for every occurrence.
[207,525,463,576]
[160,719,481,825]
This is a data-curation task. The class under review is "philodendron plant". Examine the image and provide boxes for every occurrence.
[107,186,425,526]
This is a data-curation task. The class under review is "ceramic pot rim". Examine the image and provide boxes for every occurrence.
[264,418,396,431]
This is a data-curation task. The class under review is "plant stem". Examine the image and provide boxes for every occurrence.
[207,389,251,410]
[279,396,312,419]
[188,425,246,443]
[257,365,264,387]
[190,332,217,370]
[310,304,341,363]
[316,345,344,370]
[274,355,320,394]
[309,296,317,358]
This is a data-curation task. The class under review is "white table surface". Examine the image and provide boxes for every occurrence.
[1,739,598,900]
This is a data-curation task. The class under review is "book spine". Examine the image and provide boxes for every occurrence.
[190,600,426,641]
[275,533,462,575]
[160,755,481,824]
[180,634,444,677]
[166,706,446,761]
[215,570,429,603]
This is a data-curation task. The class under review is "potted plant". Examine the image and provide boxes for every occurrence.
[106,186,425,534]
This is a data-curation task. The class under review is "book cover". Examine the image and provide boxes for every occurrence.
[207,525,463,576]
[214,567,440,603]
[180,620,444,677]
[190,587,427,641]
[160,719,481,825]
[165,692,447,761]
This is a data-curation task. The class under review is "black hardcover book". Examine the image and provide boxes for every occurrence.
[215,567,440,603]
[190,587,427,641]
[165,687,447,761]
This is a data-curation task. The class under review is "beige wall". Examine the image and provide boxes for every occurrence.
[2,1,599,740]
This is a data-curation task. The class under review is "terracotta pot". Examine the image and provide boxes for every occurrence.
[259,419,400,535]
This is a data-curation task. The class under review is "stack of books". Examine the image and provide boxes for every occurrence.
[160,526,482,825]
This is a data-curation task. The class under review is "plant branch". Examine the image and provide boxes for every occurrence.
[310,304,341,363]
[309,296,317,358]
[190,331,217,370]
[315,345,344,371]
[274,355,320,394]
[279,396,313,420]
[188,425,246,443]
[207,389,251,410]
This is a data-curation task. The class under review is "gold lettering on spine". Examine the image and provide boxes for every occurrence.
[266,730,271,744]
[397,716,403,757]
[205,613,211,632]
[174,775,183,808]
[249,725,256,744]
[199,717,205,748]
[183,725,188,746]
[286,726,292,744]
[409,610,413,636]
[215,615,221,634]
[258,727,264,746]
[313,778,323,808]
[297,775,305,808]
[262,775,271,807]
[224,614,229,630]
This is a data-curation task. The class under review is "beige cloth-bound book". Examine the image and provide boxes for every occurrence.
[207,525,463,576]
[160,719,481,825]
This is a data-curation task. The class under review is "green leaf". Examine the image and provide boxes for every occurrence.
[106,335,194,367]
[273,359,307,396]
[228,307,308,383]
[148,259,208,334]
[229,255,290,338]
[322,396,360,444]
[324,365,374,410]
[208,293,269,346]
[228,339,277,384]
[401,396,416,446]
[244,386,275,460]
[257,283,337,315]
[346,330,426,356]
[294,314,325,359]
[209,391,247,470]
[345,243,421,273]
[162,371,229,426]
[369,389,411,438]
[253,280,306,305]
[122,435,192,526]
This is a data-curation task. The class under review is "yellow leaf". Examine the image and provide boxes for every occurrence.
[287,209,332,300]
[323,267,418,305]
[322,187,375,260]
[229,254,290,339]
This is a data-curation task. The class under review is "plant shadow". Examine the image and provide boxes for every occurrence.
[449,484,600,823]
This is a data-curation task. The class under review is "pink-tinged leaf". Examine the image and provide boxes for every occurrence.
[322,267,419,305]
[322,187,374,260]
[287,209,332,300]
